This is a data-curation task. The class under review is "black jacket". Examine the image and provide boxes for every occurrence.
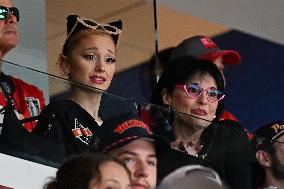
[156,120,253,189]
[33,100,100,157]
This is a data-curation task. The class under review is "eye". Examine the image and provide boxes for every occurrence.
[187,83,201,94]
[105,186,116,189]
[147,159,157,167]
[84,54,97,60]
[121,156,135,166]
[208,89,221,98]
[106,57,116,64]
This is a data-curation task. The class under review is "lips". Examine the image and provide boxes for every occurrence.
[90,75,106,84]
[5,25,17,33]
[131,183,148,189]
[190,109,207,116]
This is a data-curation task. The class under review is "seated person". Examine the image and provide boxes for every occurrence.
[33,15,123,156]
[158,165,226,189]
[44,152,131,189]
[0,0,45,134]
[96,112,169,189]
[150,57,253,189]
[251,121,284,189]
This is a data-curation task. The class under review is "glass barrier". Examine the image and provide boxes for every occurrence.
[0,58,269,189]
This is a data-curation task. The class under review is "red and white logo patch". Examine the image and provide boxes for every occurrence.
[200,37,218,49]
[72,118,93,145]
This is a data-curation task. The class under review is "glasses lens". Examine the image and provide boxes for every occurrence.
[0,6,8,20]
[10,7,19,21]
[207,89,223,102]
[103,25,117,32]
[186,83,202,98]
[83,19,97,27]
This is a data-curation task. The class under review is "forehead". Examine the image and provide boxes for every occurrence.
[276,135,284,143]
[113,138,156,156]
[0,0,13,7]
[100,161,126,175]
[76,33,115,49]
[189,72,217,87]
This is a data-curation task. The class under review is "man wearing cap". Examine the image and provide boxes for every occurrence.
[169,35,240,122]
[251,121,284,189]
[96,112,169,189]
[0,0,45,133]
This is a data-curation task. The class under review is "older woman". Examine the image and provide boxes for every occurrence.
[33,15,122,156]
[150,56,252,189]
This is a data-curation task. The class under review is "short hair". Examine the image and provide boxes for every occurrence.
[151,56,225,120]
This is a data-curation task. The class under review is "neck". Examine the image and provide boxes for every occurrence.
[264,171,284,189]
[70,89,102,120]
[173,119,204,144]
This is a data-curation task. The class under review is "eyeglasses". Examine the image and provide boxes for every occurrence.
[67,17,122,40]
[175,83,225,103]
[0,6,19,22]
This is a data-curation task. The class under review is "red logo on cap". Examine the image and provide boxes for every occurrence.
[114,119,153,135]
[200,37,218,49]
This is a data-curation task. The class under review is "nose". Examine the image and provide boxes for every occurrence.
[5,12,17,24]
[133,160,149,179]
[197,91,208,104]
[95,58,105,72]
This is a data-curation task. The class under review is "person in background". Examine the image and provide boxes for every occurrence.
[158,165,226,189]
[96,112,169,189]
[251,121,284,189]
[150,56,252,189]
[169,35,240,122]
[0,0,45,133]
[33,15,122,156]
[43,152,131,189]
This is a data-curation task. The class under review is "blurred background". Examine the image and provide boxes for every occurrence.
[4,0,284,132]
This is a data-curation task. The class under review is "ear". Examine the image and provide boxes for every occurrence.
[255,150,272,167]
[162,88,171,106]
[58,54,70,76]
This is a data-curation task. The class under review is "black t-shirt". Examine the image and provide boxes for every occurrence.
[33,100,100,157]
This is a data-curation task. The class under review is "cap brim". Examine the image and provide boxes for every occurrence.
[103,134,170,155]
[201,50,241,65]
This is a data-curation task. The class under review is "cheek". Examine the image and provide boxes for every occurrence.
[171,93,195,113]
[207,103,217,116]
[106,64,115,79]
[276,148,284,163]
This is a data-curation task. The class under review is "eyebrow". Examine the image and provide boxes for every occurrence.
[117,151,157,158]
[104,179,120,183]
[84,47,115,56]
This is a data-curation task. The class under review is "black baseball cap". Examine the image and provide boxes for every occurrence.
[97,112,170,154]
[170,35,240,65]
[251,120,284,151]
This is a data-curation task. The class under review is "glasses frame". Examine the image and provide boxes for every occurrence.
[0,6,19,22]
[66,17,122,42]
[175,83,225,103]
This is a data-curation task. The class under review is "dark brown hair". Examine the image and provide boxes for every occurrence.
[44,152,130,189]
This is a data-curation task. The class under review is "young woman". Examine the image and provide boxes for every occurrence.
[44,153,131,189]
[33,15,123,156]
[150,56,253,189]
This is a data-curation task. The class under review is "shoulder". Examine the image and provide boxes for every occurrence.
[204,120,248,142]
[43,100,77,111]
[8,75,43,94]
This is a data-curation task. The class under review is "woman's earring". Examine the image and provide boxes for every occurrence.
[213,115,216,119]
